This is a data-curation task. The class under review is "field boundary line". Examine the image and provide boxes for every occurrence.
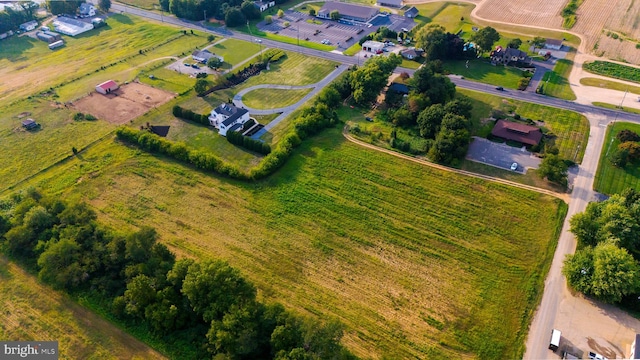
[342,125,569,201]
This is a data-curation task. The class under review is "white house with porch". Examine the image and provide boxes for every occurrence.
[254,0,275,12]
[209,103,250,136]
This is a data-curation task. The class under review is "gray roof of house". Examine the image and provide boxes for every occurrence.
[215,103,249,127]
[318,2,378,20]
[503,47,528,58]
[192,49,214,61]
[404,6,418,16]
[79,3,93,11]
[545,38,562,46]
[20,20,38,28]
[378,0,402,5]
[227,123,243,134]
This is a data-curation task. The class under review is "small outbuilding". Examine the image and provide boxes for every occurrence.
[377,0,402,7]
[22,118,39,130]
[362,40,385,53]
[400,47,423,60]
[544,38,563,50]
[19,20,38,32]
[95,80,119,95]
[192,49,223,64]
[491,119,542,146]
[404,6,418,18]
[254,0,275,12]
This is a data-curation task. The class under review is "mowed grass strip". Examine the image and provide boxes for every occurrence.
[459,89,589,162]
[242,88,313,109]
[25,128,566,359]
[444,60,526,89]
[240,52,338,87]
[0,14,207,104]
[539,58,577,100]
[581,77,640,95]
[0,257,165,359]
[594,122,640,194]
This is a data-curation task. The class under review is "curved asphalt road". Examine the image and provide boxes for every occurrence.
[104,4,640,357]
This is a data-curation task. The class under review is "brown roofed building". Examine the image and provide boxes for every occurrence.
[491,119,542,146]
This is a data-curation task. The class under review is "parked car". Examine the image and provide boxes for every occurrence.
[510,162,518,171]
[496,86,504,91]
[191,64,200,69]
[365,116,373,122]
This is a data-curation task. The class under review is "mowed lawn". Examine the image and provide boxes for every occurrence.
[22,128,566,359]
[0,14,208,104]
[209,38,261,69]
[444,60,525,89]
[581,77,640,95]
[0,257,165,359]
[539,58,577,100]
[594,122,640,194]
[460,89,589,162]
[242,88,312,109]
[239,52,338,88]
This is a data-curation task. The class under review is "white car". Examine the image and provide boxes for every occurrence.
[510,162,518,171]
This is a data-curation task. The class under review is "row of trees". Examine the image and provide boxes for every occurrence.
[0,189,354,359]
[414,24,477,61]
[227,129,272,155]
[166,0,268,22]
[564,189,640,304]
[337,54,402,106]
[0,2,38,34]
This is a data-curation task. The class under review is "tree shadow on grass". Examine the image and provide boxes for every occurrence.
[0,36,37,62]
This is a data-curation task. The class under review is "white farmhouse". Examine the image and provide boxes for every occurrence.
[209,103,250,136]
[79,3,96,17]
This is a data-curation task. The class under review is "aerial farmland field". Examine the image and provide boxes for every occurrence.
[16,126,568,359]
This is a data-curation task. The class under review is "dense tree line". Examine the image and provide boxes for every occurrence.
[227,130,272,155]
[0,2,38,34]
[166,0,266,22]
[340,54,401,106]
[45,0,83,16]
[0,189,355,359]
[611,129,640,168]
[173,105,210,125]
[564,189,640,304]
[414,24,477,61]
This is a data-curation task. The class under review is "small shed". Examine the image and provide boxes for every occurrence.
[19,20,38,32]
[377,0,402,7]
[22,118,39,130]
[544,38,563,50]
[96,80,119,95]
[404,6,418,18]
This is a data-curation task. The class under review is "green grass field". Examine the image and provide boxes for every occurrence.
[592,102,640,114]
[0,14,208,104]
[239,52,338,87]
[459,89,589,162]
[15,125,567,360]
[115,0,159,9]
[594,122,640,194]
[581,77,640,95]
[425,2,474,32]
[209,38,261,69]
[584,60,640,83]
[342,43,361,56]
[538,59,577,100]
[444,60,527,89]
[242,88,312,109]
[0,256,165,359]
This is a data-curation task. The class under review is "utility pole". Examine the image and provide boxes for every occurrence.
[619,89,628,109]
[204,10,207,22]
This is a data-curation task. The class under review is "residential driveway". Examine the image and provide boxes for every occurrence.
[528,59,555,93]
[466,136,541,173]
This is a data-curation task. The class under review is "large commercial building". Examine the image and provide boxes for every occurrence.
[317,2,379,22]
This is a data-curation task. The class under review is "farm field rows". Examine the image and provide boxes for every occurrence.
[242,88,312,109]
[0,256,165,359]
[459,89,589,162]
[584,60,640,83]
[0,14,208,104]
[474,0,564,30]
[594,122,640,194]
[17,126,567,360]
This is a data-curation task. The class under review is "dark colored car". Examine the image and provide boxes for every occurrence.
[496,86,504,91]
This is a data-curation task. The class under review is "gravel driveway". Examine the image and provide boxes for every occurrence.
[466,136,541,173]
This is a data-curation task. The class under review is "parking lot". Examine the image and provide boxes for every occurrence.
[257,11,417,50]
[466,137,541,173]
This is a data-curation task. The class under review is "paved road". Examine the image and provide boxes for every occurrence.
[466,136,541,173]
[105,5,640,357]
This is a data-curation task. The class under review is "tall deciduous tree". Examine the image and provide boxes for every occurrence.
[538,154,568,186]
[414,24,447,61]
[98,0,111,12]
[470,26,500,54]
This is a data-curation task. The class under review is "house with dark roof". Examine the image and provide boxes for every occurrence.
[400,47,423,60]
[317,2,379,22]
[22,118,39,130]
[19,20,38,32]
[491,120,542,146]
[209,103,250,136]
[404,6,418,18]
[490,46,532,66]
[544,38,563,50]
[377,0,402,8]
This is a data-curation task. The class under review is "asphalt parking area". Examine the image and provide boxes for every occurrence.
[466,137,541,173]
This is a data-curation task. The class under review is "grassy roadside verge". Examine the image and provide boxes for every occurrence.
[580,77,640,95]
[594,122,640,194]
